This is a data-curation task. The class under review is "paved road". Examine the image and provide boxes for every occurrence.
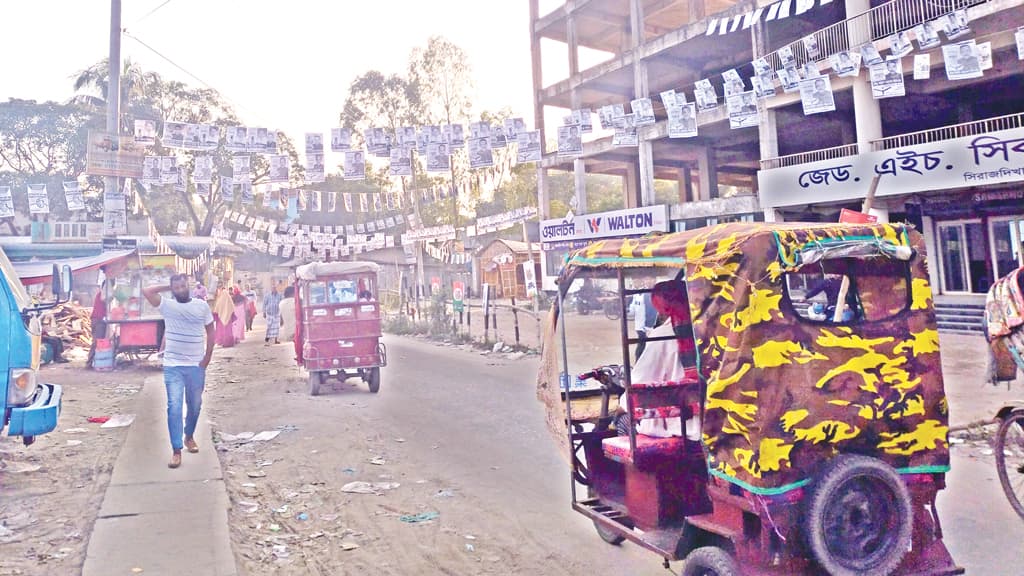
[362,336,1024,573]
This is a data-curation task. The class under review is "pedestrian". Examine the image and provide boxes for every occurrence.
[263,284,283,345]
[631,286,658,361]
[192,280,208,301]
[279,286,296,342]
[212,287,236,347]
[244,284,257,331]
[142,274,215,469]
[231,288,247,343]
[87,283,108,368]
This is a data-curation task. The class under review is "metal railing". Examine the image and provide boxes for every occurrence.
[760,143,860,169]
[870,112,1024,150]
[762,0,988,74]
[760,112,1024,168]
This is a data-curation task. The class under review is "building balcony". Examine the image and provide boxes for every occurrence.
[761,111,1024,169]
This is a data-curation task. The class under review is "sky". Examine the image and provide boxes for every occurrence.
[2,0,582,142]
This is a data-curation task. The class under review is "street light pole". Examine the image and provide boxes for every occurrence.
[104,0,122,238]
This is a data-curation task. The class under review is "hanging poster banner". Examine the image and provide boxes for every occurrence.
[726,91,759,129]
[86,131,144,178]
[870,58,905,99]
[942,40,983,81]
[27,184,49,214]
[799,76,837,115]
[668,103,698,138]
[0,187,13,219]
[331,128,352,152]
[344,151,366,181]
[517,131,542,163]
[268,154,290,183]
[63,181,86,211]
[134,119,157,145]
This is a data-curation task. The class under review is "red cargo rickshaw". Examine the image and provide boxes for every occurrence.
[294,261,386,395]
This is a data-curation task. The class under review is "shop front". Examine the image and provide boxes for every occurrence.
[919,188,1024,296]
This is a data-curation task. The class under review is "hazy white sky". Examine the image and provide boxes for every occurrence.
[4,1,585,141]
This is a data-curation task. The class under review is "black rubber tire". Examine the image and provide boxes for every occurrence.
[682,546,739,576]
[805,454,912,576]
[587,487,626,545]
[995,409,1024,521]
[366,367,381,394]
[308,371,321,396]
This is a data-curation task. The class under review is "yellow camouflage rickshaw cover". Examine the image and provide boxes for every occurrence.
[560,222,950,494]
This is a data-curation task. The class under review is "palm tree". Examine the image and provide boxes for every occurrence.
[70,58,162,132]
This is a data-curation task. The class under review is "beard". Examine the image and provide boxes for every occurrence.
[174,293,192,304]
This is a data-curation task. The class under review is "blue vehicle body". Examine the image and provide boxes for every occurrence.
[0,249,64,443]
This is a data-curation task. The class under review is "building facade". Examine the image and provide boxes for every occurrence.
[530,0,1024,300]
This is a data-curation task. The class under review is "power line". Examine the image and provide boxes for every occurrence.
[122,30,272,127]
[132,0,174,25]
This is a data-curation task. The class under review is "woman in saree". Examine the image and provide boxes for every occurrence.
[212,287,237,347]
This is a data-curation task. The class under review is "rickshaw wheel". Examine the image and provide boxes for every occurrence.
[365,368,381,394]
[995,409,1024,520]
[308,372,322,396]
[681,546,738,576]
[587,487,626,545]
[806,455,912,576]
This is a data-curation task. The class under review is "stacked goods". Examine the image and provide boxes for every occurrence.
[42,304,95,349]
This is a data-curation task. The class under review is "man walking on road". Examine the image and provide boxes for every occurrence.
[263,284,283,345]
[143,274,215,469]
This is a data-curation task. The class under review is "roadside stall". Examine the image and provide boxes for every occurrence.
[105,253,172,361]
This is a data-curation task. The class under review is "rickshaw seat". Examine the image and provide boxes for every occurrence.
[601,434,688,469]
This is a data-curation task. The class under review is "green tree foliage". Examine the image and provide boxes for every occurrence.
[0,98,105,231]
[70,59,302,235]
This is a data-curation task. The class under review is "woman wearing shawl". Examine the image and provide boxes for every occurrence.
[212,287,236,347]
[231,287,247,343]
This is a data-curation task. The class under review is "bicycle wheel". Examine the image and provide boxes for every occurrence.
[995,409,1024,520]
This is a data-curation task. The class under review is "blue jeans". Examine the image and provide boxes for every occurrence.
[164,366,206,451]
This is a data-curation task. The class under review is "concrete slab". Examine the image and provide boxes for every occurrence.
[83,372,237,576]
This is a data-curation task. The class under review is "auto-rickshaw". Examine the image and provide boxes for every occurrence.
[539,222,962,575]
[982,264,1024,521]
[294,261,386,395]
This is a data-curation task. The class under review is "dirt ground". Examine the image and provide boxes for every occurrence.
[0,321,1020,576]
[0,353,157,576]
[203,338,594,576]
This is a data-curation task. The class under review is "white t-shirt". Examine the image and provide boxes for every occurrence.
[159,295,214,367]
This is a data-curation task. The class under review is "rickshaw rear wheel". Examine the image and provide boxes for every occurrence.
[308,372,321,396]
[681,546,738,576]
[365,367,381,394]
[806,454,912,576]
[586,487,626,545]
[995,409,1024,520]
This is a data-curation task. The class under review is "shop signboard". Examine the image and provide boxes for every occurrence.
[759,126,1024,208]
[540,205,670,250]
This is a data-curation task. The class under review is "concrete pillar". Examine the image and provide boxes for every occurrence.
[697,147,718,201]
[528,0,550,218]
[567,14,587,214]
[679,167,693,203]
[847,0,883,153]
[625,163,642,208]
[752,22,779,165]
[764,207,785,222]
[631,0,655,207]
